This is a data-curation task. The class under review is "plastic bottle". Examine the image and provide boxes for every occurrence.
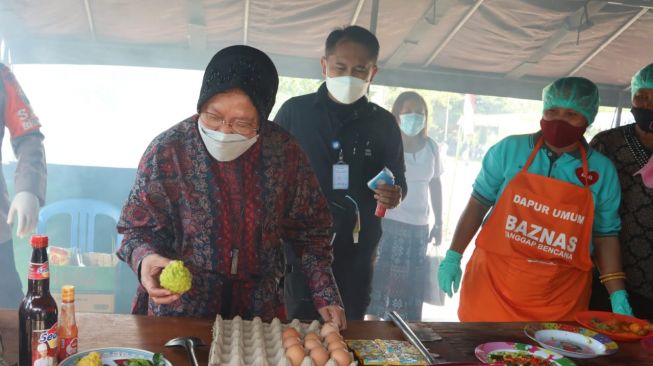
[18,235,59,366]
[58,285,78,361]
[367,167,396,217]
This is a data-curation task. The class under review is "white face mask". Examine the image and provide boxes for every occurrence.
[325,73,369,104]
[198,120,258,161]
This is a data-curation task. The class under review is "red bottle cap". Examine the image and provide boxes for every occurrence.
[30,235,49,248]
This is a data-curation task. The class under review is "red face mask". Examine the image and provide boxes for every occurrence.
[540,119,587,148]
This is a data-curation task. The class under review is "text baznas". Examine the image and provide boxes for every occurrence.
[504,194,587,261]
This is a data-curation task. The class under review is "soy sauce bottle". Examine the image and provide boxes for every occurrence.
[18,235,59,366]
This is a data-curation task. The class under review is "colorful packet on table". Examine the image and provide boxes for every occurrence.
[345,339,427,365]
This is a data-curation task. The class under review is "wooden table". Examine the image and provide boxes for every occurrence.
[1,310,651,365]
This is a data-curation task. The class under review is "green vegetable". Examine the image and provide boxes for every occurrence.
[127,359,149,366]
[124,353,165,366]
[160,260,192,294]
[153,353,165,366]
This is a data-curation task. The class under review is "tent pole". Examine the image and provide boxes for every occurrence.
[351,0,366,25]
[615,91,625,127]
[243,0,251,45]
[0,38,5,63]
[83,0,97,41]
[370,0,379,35]
[423,0,484,67]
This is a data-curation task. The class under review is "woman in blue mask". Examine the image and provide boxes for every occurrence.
[366,91,443,320]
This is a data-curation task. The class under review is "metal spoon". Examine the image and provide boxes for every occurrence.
[165,336,206,366]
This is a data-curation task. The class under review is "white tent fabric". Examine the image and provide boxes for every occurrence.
[2,0,653,105]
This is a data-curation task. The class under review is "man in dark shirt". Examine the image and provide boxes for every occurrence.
[275,26,407,320]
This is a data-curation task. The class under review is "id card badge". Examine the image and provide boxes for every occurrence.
[333,163,349,190]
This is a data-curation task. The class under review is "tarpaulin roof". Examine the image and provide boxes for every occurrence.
[2,0,653,106]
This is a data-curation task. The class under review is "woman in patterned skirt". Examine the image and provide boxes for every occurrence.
[367,91,443,320]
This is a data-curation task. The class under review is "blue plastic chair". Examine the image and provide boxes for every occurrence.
[37,198,122,253]
[37,198,138,314]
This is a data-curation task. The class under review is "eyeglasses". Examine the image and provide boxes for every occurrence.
[200,112,258,135]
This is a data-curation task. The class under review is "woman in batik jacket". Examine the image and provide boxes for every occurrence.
[117,45,345,328]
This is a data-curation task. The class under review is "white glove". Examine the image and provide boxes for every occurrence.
[7,191,40,238]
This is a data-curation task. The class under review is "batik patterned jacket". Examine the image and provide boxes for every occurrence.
[117,116,341,319]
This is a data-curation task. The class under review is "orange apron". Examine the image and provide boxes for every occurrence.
[459,138,594,321]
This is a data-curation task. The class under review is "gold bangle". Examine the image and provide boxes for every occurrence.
[600,276,626,284]
[599,273,627,281]
[599,272,625,280]
[600,274,626,280]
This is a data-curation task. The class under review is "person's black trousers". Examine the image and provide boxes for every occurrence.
[283,224,382,321]
[331,225,382,320]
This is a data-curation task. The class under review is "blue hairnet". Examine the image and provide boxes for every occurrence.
[542,77,599,125]
[631,63,653,100]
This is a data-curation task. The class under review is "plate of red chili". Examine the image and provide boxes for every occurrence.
[475,342,576,366]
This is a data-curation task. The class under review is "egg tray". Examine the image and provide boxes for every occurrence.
[208,316,357,366]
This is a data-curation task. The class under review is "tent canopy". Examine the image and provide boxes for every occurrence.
[2,0,653,106]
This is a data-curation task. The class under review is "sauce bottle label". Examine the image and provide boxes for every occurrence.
[31,322,58,366]
[28,261,50,280]
[59,337,78,361]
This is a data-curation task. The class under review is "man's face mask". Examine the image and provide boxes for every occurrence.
[198,120,258,161]
[325,72,369,104]
[399,113,426,136]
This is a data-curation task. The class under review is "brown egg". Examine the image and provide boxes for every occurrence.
[331,348,353,366]
[283,327,301,340]
[327,340,347,352]
[303,338,322,351]
[283,336,301,349]
[304,332,321,342]
[285,344,306,366]
[310,346,329,366]
[325,332,343,344]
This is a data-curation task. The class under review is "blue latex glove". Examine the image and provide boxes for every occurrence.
[610,289,634,316]
[438,249,463,298]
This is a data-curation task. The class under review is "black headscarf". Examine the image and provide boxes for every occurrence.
[197,45,279,122]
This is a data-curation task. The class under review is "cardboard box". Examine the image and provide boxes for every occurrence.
[50,265,116,293]
[52,292,115,313]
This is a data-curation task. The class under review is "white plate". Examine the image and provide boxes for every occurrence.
[524,323,618,359]
[59,347,172,366]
